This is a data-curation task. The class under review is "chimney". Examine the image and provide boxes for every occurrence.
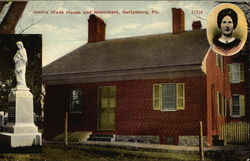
[88,14,106,43]
[192,21,202,30]
[172,8,185,34]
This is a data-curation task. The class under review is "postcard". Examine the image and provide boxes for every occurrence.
[0,1,249,161]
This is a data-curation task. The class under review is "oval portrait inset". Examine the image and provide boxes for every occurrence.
[207,3,248,56]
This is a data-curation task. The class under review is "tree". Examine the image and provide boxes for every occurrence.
[0,1,27,34]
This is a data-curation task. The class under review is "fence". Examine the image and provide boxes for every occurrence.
[219,121,250,144]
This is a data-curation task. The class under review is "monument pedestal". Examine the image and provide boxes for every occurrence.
[0,88,42,148]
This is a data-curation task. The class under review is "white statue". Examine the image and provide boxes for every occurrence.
[13,41,27,89]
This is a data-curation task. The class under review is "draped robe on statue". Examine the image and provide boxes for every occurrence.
[13,41,27,89]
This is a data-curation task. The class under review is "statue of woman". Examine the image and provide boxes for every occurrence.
[13,41,28,89]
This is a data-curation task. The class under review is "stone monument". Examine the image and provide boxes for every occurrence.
[0,41,42,148]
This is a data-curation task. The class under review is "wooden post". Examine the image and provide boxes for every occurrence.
[199,121,204,161]
[64,112,68,150]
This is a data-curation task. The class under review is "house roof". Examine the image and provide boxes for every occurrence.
[43,29,209,84]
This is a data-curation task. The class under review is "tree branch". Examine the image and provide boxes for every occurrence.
[18,15,47,34]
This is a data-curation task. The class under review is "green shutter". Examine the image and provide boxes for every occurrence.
[217,91,220,115]
[221,95,225,116]
[229,98,232,116]
[240,95,245,116]
[228,64,232,83]
[225,99,227,116]
[153,84,161,110]
[216,54,219,67]
[176,83,185,110]
[240,64,244,82]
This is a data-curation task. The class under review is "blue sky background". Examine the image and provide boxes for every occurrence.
[16,1,217,66]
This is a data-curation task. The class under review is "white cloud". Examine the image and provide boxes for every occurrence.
[147,1,174,12]
[109,23,141,35]
[26,23,86,41]
[136,21,170,35]
[23,23,86,66]
[143,22,169,30]
[43,41,85,66]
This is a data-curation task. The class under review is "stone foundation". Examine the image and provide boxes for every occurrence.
[178,136,208,146]
[115,135,160,144]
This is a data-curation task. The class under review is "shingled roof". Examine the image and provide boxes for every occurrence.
[43,29,209,84]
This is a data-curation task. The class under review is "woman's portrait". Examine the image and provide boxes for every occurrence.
[207,3,248,56]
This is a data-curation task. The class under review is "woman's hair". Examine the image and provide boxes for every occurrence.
[217,8,238,29]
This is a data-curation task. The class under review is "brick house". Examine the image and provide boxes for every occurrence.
[42,8,247,146]
[227,47,249,122]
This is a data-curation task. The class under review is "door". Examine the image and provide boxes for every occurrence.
[98,86,116,130]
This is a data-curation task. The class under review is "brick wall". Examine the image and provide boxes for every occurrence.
[228,51,249,122]
[44,76,207,145]
[205,49,231,146]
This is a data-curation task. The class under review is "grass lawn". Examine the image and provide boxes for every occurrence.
[0,143,215,161]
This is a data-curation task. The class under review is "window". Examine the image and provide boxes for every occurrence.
[228,63,244,83]
[153,83,185,111]
[231,95,245,117]
[70,89,83,113]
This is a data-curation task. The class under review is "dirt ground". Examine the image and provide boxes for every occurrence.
[0,143,215,161]
[0,143,249,161]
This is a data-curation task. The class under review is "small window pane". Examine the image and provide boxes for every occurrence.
[101,88,109,97]
[109,98,116,108]
[101,98,109,108]
[109,87,116,98]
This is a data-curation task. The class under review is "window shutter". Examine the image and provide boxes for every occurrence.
[216,54,219,67]
[153,84,161,110]
[221,96,224,116]
[240,64,244,82]
[216,91,220,115]
[225,99,227,116]
[176,83,185,110]
[240,95,245,116]
[229,98,232,116]
[227,64,232,83]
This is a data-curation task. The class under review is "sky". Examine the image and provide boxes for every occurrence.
[16,1,218,66]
